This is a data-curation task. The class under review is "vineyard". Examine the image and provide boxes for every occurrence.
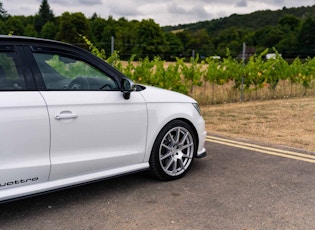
[83,36,315,105]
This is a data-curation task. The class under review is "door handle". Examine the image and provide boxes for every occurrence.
[54,112,78,120]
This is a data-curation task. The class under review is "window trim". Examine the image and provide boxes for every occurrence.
[26,45,122,91]
[0,46,33,91]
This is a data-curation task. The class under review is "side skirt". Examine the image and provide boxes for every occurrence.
[0,163,149,203]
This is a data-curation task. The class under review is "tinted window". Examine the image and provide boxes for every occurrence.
[33,52,119,91]
[0,52,26,90]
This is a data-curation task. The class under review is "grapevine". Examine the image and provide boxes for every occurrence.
[79,36,315,104]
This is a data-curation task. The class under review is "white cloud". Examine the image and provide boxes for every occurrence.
[2,0,315,25]
[107,1,141,17]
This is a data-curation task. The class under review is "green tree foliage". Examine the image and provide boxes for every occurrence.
[253,26,286,53]
[23,23,38,37]
[89,15,107,46]
[174,31,191,58]
[0,1,8,33]
[0,1,7,20]
[5,16,24,35]
[34,0,54,33]
[41,21,57,39]
[279,15,301,31]
[56,12,89,44]
[112,17,135,57]
[166,5,315,59]
[164,32,184,60]
[186,29,214,58]
[0,20,5,33]
[214,27,244,57]
[133,19,168,59]
[297,17,315,51]
[3,3,315,60]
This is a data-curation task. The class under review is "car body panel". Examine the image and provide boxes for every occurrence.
[40,91,148,180]
[139,85,196,103]
[0,92,50,190]
[139,86,207,160]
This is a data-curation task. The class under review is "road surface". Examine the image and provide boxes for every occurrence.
[0,135,314,229]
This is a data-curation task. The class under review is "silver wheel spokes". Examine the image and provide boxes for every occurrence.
[159,127,194,176]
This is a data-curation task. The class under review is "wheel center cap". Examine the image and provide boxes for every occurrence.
[172,145,179,153]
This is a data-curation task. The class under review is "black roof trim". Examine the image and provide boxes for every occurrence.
[0,35,94,61]
[0,35,78,48]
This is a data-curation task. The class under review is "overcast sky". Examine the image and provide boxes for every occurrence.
[3,0,315,26]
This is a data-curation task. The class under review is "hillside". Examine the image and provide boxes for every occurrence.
[163,5,315,34]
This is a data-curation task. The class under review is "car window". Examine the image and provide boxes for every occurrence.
[33,53,119,91]
[0,52,26,90]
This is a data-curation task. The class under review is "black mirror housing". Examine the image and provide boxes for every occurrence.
[121,78,136,100]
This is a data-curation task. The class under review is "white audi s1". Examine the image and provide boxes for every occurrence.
[0,36,206,202]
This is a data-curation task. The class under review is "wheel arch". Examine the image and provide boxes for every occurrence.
[142,102,205,163]
[144,117,200,163]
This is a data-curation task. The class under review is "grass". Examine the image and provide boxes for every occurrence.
[201,96,315,152]
[192,80,315,105]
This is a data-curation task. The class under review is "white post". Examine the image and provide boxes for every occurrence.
[241,42,246,102]
[111,36,114,55]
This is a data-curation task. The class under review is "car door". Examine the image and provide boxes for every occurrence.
[0,45,50,191]
[29,48,148,181]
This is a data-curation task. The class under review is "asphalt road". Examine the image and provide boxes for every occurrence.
[0,136,314,230]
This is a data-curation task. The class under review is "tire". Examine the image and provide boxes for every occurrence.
[149,120,197,181]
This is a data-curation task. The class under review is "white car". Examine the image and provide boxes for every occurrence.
[0,36,206,202]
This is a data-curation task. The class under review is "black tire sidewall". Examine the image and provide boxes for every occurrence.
[149,120,197,181]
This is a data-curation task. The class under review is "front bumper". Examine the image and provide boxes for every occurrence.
[196,147,207,158]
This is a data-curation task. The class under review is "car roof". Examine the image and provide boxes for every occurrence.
[0,35,75,47]
[0,35,95,61]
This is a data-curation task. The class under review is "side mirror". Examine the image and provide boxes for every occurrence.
[121,78,136,100]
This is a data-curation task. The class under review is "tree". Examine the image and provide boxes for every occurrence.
[214,27,242,56]
[185,29,214,58]
[89,15,107,44]
[275,32,298,56]
[34,0,54,33]
[108,17,139,60]
[297,17,315,52]
[5,16,24,35]
[279,15,301,31]
[164,32,184,60]
[133,19,168,59]
[56,12,77,42]
[253,26,285,53]
[41,21,57,39]
[175,31,192,58]
[23,24,38,37]
[56,12,90,44]
[94,16,115,55]
[0,20,5,33]
[0,1,8,20]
